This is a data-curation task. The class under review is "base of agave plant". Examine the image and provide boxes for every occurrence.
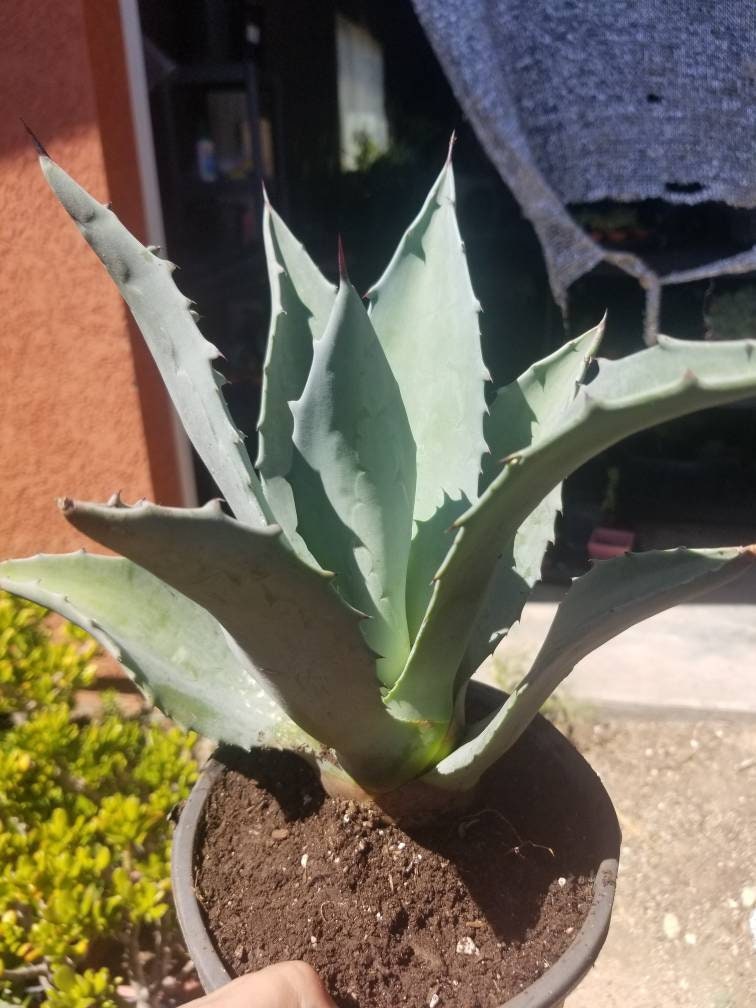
[172,683,620,1007]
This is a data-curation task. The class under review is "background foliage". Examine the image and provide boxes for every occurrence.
[0,592,197,1007]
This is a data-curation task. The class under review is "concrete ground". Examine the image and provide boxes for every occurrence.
[568,717,755,1008]
[475,560,756,1008]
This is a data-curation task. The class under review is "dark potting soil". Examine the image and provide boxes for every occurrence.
[196,728,616,1008]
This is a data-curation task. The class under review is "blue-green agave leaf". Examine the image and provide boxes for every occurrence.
[60,497,419,787]
[289,275,416,686]
[0,552,307,752]
[39,155,272,530]
[367,150,488,636]
[429,545,755,789]
[257,197,336,562]
[463,320,604,673]
[390,334,756,725]
[405,492,472,641]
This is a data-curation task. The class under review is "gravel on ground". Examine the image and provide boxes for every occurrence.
[568,716,756,1008]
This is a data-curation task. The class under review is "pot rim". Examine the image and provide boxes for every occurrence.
[172,684,620,1006]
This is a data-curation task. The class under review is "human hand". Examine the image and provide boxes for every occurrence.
[186,961,337,1007]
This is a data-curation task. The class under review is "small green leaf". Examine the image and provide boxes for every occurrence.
[52,965,77,993]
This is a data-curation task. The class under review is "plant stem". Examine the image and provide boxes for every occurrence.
[2,964,48,980]
[128,925,151,1008]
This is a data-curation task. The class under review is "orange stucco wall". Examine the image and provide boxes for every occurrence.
[0,1,181,559]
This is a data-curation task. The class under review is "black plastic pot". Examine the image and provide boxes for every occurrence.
[172,683,620,1007]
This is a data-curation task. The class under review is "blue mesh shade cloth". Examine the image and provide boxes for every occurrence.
[412,0,756,342]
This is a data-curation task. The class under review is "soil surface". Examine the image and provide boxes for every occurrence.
[196,725,618,1008]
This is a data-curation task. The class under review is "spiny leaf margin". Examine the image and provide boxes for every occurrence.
[390,334,756,725]
[40,155,272,530]
[428,544,756,790]
[0,551,307,752]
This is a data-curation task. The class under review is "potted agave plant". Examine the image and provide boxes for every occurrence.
[3,139,756,1008]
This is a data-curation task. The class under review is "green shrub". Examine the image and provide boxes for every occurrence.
[0,595,97,718]
[0,592,197,1007]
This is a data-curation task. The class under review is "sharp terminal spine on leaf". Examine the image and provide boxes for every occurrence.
[337,234,348,281]
[21,120,50,158]
[446,130,457,165]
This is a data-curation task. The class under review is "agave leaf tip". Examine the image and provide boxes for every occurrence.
[337,234,348,281]
[446,130,457,165]
[22,119,50,159]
